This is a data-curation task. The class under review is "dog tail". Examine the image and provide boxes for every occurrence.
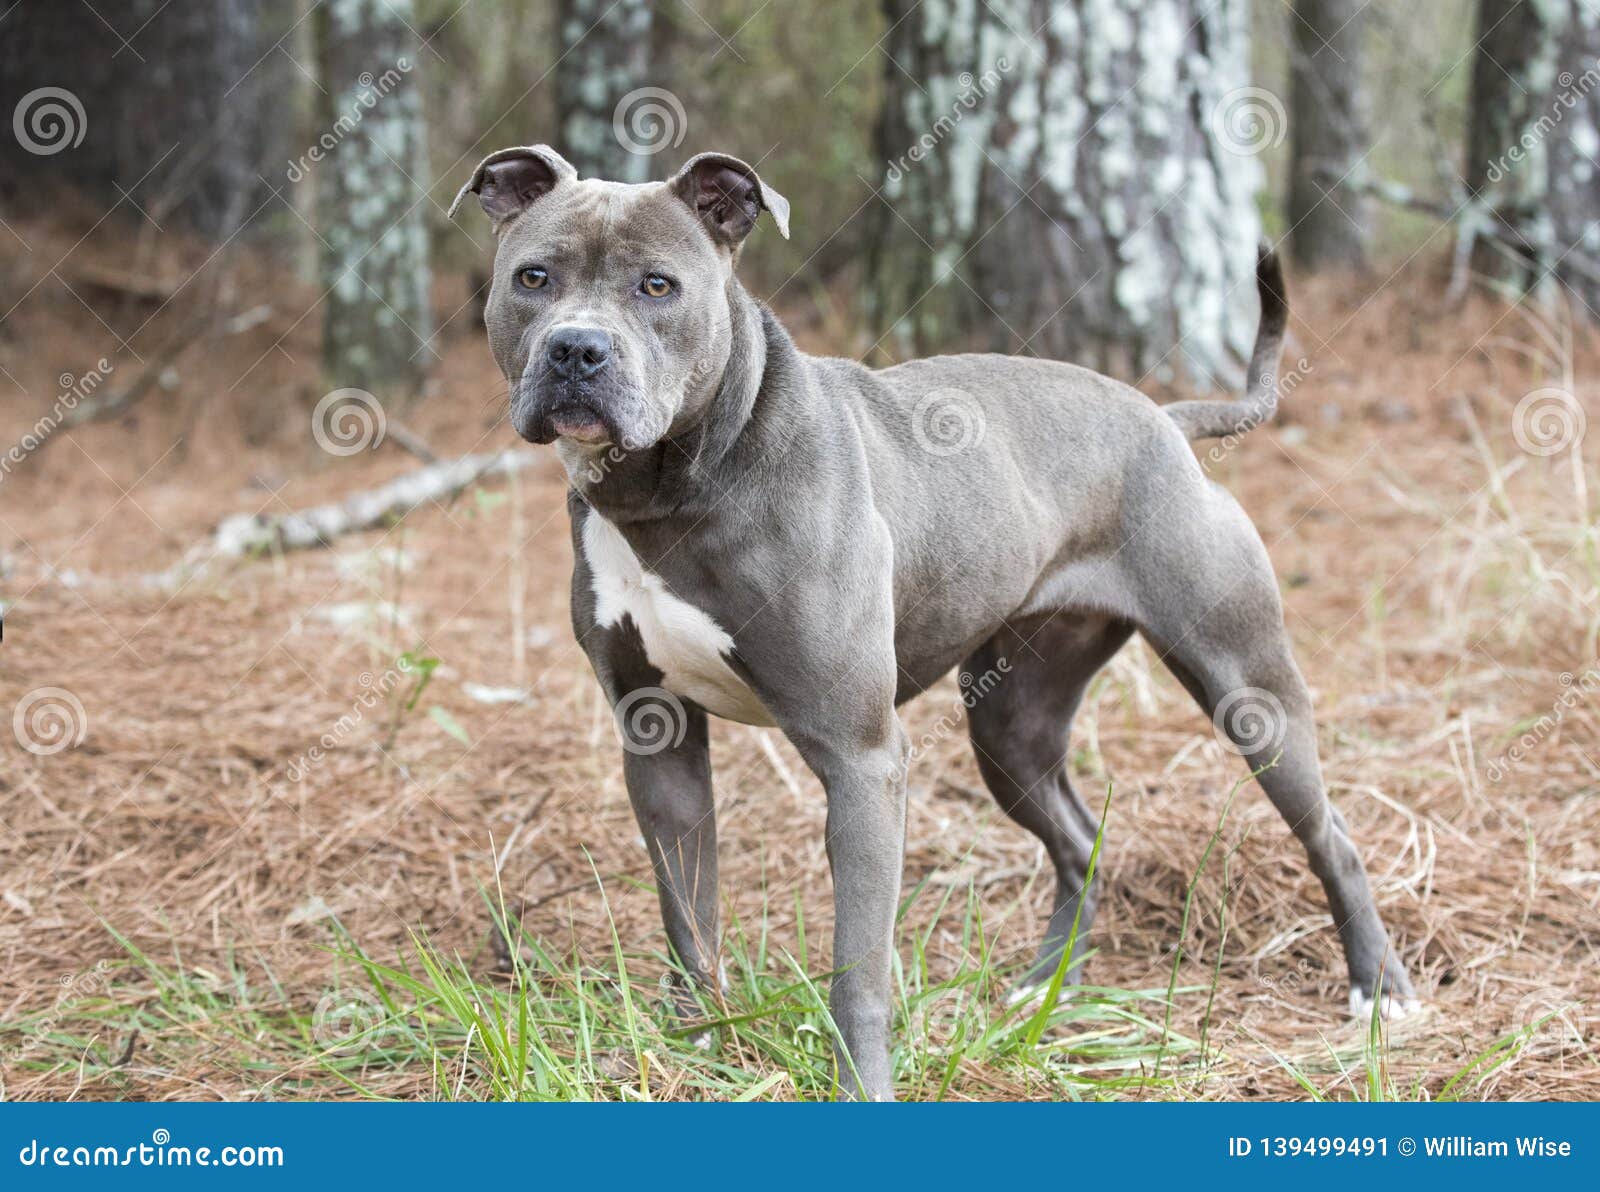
[1163,244,1287,442]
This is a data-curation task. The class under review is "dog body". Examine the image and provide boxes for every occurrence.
[453,146,1416,1100]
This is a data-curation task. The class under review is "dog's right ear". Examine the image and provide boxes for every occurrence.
[448,145,576,231]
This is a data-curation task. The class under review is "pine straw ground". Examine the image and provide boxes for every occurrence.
[0,213,1597,1101]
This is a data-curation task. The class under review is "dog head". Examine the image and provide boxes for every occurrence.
[450,145,789,452]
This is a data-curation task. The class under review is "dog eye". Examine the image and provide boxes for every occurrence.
[516,267,548,291]
[640,274,673,298]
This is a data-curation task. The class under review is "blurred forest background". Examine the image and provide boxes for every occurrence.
[2,2,1599,1102]
[4,0,1595,418]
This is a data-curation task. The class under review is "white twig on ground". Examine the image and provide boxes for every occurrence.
[212,449,540,557]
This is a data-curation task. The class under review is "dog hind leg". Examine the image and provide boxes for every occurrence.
[1132,500,1418,1015]
[962,614,1134,993]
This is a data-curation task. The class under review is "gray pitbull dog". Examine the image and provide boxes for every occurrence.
[450,145,1418,1100]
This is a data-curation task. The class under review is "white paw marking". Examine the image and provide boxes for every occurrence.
[1006,981,1071,1009]
[583,514,774,726]
[1348,985,1422,1021]
[1005,983,1041,1008]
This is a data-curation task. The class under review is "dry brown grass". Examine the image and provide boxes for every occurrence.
[0,212,1596,1100]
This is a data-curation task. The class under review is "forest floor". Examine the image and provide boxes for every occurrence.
[0,209,1596,1101]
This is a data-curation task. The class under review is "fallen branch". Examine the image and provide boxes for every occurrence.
[42,305,275,447]
[1332,169,1475,225]
[70,263,183,304]
[1329,166,1600,293]
[385,421,441,464]
[50,317,206,436]
[212,448,540,557]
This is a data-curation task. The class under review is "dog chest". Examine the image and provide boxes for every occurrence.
[581,514,775,727]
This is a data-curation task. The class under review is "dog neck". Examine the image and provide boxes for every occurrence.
[561,278,806,525]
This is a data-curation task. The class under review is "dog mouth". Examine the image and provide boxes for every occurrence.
[549,411,610,445]
[510,383,618,446]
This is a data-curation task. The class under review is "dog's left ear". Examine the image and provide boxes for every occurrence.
[671,153,790,247]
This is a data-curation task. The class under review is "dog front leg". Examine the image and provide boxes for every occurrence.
[792,722,908,1102]
[617,701,722,1017]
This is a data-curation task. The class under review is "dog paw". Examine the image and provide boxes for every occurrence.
[1348,985,1422,1021]
[1004,980,1074,1010]
[1005,982,1043,1008]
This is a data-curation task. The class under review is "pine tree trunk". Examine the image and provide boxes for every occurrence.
[1288,0,1368,269]
[871,0,1263,391]
[0,0,281,235]
[1465,0,1562,283]
[1464,1,1600,311]
[315,0,433,405]
[556,0,659,182]
[1543,2,1600,314]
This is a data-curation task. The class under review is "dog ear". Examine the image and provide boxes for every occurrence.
[448,145,577,230]
[670,152,790,247]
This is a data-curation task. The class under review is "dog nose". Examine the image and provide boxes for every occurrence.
[545,326,612,381]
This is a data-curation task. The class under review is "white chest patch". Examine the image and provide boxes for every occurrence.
[582,514,775,727]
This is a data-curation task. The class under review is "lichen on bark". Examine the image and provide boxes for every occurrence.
[871,0,1262,391]
[1467,0,1600,312]
[317,0,433,405]
[556,0,657,182]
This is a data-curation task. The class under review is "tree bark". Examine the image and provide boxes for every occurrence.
[1544,3,1600,314]
[1465,0,1561,284]
[1288,0,1369,269]
[556,0,660,182]
[0,0,284,236]
[870,0,1263,391]
[1463,0,1600,313]
[314,0,434,406]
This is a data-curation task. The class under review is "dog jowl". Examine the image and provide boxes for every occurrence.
[452,144,1417,1101]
